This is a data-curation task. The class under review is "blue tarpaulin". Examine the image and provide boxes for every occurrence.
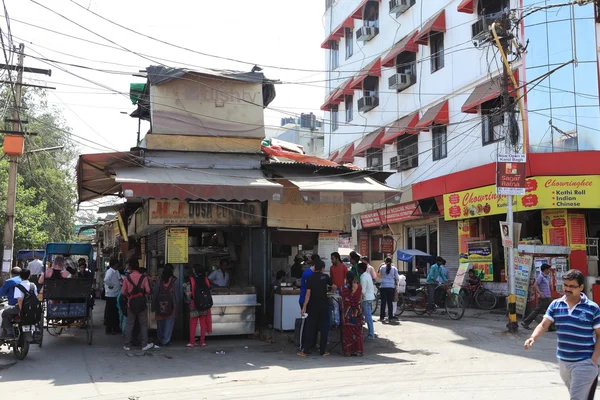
[396,249,434,263]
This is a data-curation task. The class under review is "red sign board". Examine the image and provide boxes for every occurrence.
[360,211,382,228]
[358,231,369,256]
[376,202,419,224]
[496,154,527,195]
[382,237,394,254]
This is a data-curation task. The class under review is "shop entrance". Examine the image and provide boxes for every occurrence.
[405,223,438,278]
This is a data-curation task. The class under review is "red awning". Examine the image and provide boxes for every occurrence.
[350,58,381,89]
[415,101,449,130]
[381,112,420,144]
[461,70,520,113]
[351,0,381,19]
[353,128,385,157]
[320,78,354,111]
[328,150,339,161]
[414,10,446,45]
[457,0,475,14]
[381,31,420,67]
[321,17,354,49]
[332,143,355,164]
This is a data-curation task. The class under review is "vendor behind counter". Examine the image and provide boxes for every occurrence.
[208,259,231,288]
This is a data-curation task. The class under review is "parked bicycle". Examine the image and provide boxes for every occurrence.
[459,281,497,310]
[401,283,465,320]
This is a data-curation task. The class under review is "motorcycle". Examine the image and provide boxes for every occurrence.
[0,297,41,360]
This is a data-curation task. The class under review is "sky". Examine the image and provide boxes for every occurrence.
[3,0,327,154]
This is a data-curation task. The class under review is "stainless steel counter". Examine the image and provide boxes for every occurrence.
[197,293,260,336]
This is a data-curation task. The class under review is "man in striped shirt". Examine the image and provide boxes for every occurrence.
[524,269,600,399]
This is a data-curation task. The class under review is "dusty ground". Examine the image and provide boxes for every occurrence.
[0,302,584,399]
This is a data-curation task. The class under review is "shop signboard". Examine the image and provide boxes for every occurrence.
[148,200,262,226]
[514,254,534,315]
[568,213,586,251]
[166,227,188,264]
[358,231,369,257]
[542,209,569,246]
[499,222,513,248]
[443,175,600,221]
[381,236,394,254]
[377,202,419,224]
[360,211,382,228]
[496,154,527,195]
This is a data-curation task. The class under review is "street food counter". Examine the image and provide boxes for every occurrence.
[195,287,261,336]
[273,287,300,331]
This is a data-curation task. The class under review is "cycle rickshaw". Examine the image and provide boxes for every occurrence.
[41,243,96,345]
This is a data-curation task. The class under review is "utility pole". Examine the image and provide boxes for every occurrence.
[492,13,519,333]
[1,43,51,277]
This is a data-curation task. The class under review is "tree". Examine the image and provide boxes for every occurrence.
[0,88,78,253]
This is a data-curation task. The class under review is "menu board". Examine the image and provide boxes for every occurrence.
[542,209,569,246]
[318,233,340,270]
[568,213,586,251]
[514,254,533,315]
[166,227,189,264]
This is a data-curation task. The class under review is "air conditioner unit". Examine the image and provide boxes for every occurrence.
[358,96,379,113]
[389,73,415,90]
[471,12,502,42]
[356,26,379,42]
[399,156,417,171]
[389,0,410,14]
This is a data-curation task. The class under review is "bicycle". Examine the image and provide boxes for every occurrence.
[415,283,466,320]
[459,282,497,310]
[371,282,381,315]
[396,286,428,316]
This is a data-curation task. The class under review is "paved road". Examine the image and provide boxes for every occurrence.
[0,303,587,399]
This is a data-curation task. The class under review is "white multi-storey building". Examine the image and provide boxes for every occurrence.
[321,0,600,286]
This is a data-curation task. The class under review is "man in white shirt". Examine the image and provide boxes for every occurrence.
[209,260,230,288]
[103,258,122,334]
[2,269,38,337]
[27,256,43,279]
[359,262,375,340]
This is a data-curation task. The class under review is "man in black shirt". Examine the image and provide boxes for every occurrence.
[298,261,336,357]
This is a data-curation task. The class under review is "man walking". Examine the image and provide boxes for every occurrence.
[104,258,122,335]
[298,261,336,357]
[524,269,600,399]
[522,263,553,330]
[27,256,43,283]
[359,262,375,340]
[329,252,347,328]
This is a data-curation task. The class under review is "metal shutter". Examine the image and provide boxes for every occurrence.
[439,219,459,280]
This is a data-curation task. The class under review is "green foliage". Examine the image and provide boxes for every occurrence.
[0,88,78,253]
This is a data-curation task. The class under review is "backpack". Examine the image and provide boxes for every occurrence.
[156,278,175,317]
[126,275,147,314]
[16,283,42,324]
[193,276,213,311]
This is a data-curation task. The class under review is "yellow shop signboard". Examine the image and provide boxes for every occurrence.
[443,175,600,220]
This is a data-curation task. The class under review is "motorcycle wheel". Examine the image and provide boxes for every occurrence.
[13,337,30,360]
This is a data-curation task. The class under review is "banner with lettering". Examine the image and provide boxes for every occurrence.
[542,209,569,246]
[148,199,262,226]
[568,213,586,251]
[443,175,600,220]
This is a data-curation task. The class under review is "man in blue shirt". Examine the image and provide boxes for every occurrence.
[0,267,22,306]
[524,269,600,399]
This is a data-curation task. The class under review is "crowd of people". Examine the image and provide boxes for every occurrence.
[296,251,404,357]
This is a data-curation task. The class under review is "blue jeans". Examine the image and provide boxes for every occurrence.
[156,317,175,345]
[362,300,374,338]
[331,290,340,326]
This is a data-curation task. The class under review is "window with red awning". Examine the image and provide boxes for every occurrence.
[381,112,420,144]
[353,128,385,157]
[381,31,420,67]
[415,101,449,130]
[414,10,446,45]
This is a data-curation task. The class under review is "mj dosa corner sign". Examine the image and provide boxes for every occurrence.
[148,199,262,226]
